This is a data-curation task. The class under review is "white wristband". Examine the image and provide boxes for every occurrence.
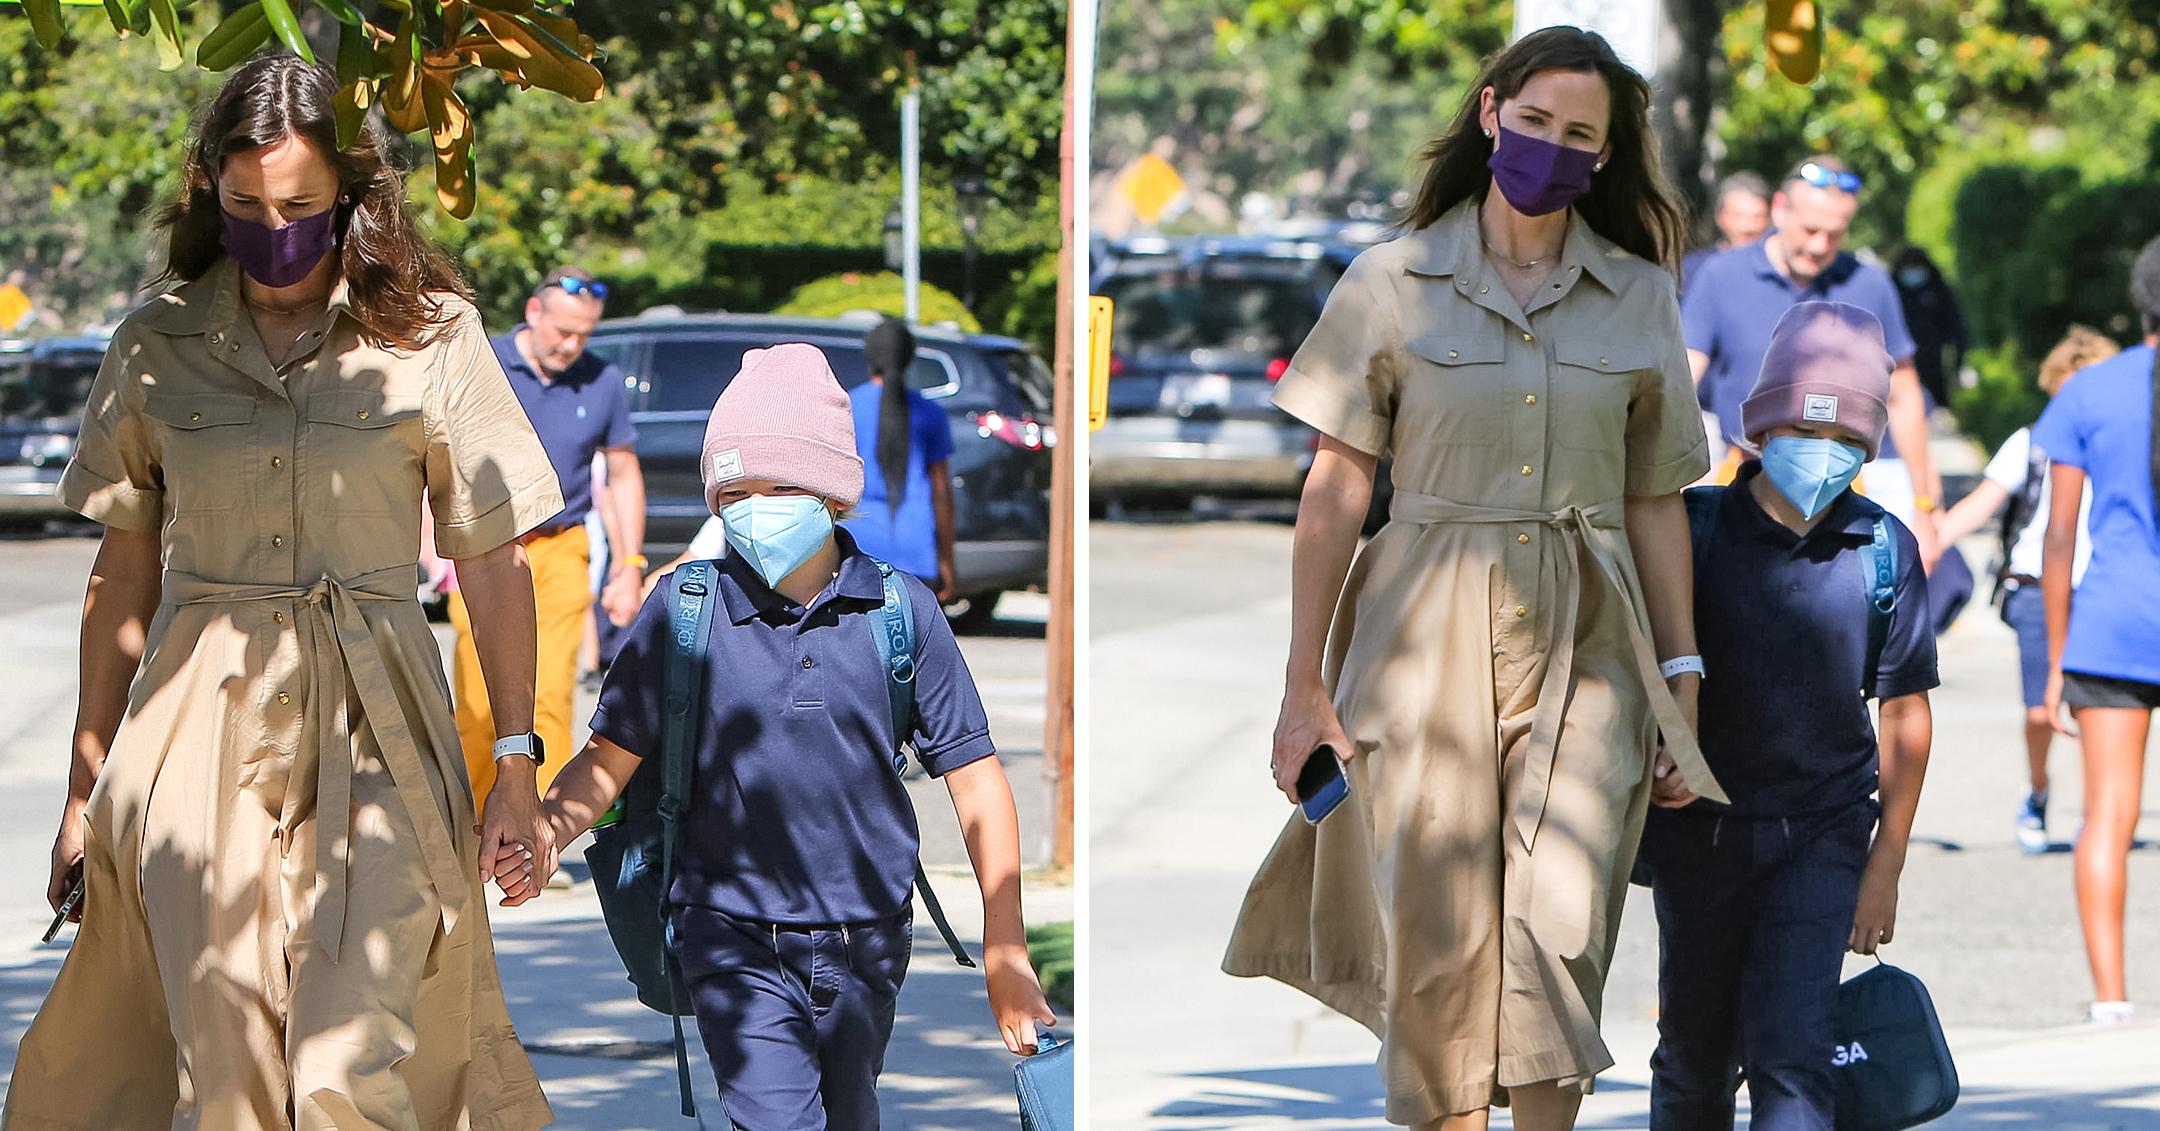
[1659,655,1706,680]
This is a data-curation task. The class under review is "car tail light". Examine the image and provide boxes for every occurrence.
[1266,357,1291,382]
[971,410,1049,451]
[1109,353,1127,378]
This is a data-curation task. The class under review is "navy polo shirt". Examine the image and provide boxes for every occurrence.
[1693,462,1939,816]
[2031,345,2160,684]
[491,327,636,529]
[1681,241,1917,453]
[589,530,997,925]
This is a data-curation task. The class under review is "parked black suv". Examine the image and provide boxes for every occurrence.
[0,336,108,524]
[586,314,1054,629]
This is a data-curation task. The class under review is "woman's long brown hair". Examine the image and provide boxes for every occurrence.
[153,54,470,349]
[1399,26,1688,274]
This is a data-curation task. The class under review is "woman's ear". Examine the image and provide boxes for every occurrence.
[1478,86,1498,139]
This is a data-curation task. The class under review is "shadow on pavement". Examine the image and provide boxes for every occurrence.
[0,915,1031,1130]
[1148,1063,2158,1131]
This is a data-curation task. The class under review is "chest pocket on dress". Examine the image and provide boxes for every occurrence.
[306,389,424,514]
[142,394,256,513]
[1552,340,1653,453]
[1403,334,1507,449]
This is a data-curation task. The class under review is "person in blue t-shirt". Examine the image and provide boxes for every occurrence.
[2031,236,2160,1027]
[843,318,959,601]
[1641,302,1939,1131]
[508,343,1054,1126]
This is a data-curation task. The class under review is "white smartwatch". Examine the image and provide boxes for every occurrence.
[1658,655,1706,681]
[492,732,546,767]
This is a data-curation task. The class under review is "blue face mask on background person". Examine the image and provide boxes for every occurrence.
[1761,436,1866,519]
[720,494,835,588]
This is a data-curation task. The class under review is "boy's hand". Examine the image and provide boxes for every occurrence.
[1651,747,1698,808]
[1850,857,1901,955]
[984,943,1057,1056]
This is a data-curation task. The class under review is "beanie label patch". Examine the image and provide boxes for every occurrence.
[1803,394,1840,423]
[711,449,745,483]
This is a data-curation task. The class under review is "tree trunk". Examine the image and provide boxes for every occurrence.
[1654,0,1729,243]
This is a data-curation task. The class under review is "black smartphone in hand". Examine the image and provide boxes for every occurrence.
[1297,745,1349,824]
[43,861,83,944]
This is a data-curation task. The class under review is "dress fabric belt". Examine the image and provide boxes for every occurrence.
[1386,490,1729,850]
[162,564,467,963]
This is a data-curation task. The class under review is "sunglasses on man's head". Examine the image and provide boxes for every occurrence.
[544,276,609,301]
[1795,162,1863,194]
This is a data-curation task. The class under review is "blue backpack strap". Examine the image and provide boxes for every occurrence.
[870,559,978,969]
[1858,514,1897,700]
[661,561,716,1119]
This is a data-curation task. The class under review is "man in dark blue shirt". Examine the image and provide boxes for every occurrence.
[1642,302,1938,1131]
[1682,156,1943,568]
[444,266,644,812]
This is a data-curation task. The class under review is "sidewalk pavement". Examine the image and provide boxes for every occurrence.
[1090,435,2160,1129]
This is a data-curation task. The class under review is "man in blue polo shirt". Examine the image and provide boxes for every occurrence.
[1683,155,1942,565]
[447,266,646,810]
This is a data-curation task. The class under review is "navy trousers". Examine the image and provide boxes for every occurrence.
[674,906,913,1131]
[1642,802,1876,1131]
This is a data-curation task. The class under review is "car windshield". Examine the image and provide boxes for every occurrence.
[991,349,1055,415]
[0,351,100,418]
[1100,272,1317,360]
[642,337,951,413]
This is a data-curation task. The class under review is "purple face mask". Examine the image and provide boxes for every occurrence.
[219,206,338,288]
[1486,125,1601,217]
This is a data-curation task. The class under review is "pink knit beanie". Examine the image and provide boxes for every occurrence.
[1740,301,1895,460]
[700,343,864,514]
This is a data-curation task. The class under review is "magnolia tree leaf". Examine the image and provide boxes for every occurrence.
[260,0,317,64]
[196,2,272,71]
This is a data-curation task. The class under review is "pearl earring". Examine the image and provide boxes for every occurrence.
[1593,162,1605,172]
[1484,129,1493,139]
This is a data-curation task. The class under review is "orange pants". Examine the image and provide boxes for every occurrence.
[448,524,591,812]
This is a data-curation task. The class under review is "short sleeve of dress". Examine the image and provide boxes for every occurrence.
[56,334,163,531]
[1625,284,1714,496]
[1269,251,1401,457]
[424,304,566,558]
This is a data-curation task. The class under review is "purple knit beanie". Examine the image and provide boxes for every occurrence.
[700,343,864,514]
[1740,301,1895,459]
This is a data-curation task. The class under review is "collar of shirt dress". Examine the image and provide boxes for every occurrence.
[1400,199,1629,333]
[136,258,357,390]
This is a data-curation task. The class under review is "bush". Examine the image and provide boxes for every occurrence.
[1027,921,1074,1013]
[774,272,982,332]
[997,249,1061,360]
[1949,346,2046,458]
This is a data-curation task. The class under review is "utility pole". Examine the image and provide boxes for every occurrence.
[1045,1,1083,879]
[902,79,922,323]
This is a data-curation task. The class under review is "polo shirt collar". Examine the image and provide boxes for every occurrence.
[497,324,602,387]
[1731,459,1878,544]
[1747,237,1859,295]
[1403,198,1625,291]
[716,527,888,625]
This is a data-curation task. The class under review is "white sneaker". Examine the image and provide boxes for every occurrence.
[2089,1001,2136,1025]
[2016,790,2049,855]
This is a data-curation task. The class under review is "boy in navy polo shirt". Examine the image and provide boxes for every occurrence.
[1641,302,1938,1131]
[528,343,1054,1128]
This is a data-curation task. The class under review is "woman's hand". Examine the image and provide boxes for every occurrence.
[984,942,1057,1056]
[478,763,555,906]
[487,840,539,907]
[48,801,87,920]
[2044,668,2078,737]
[1652,673,1701,809]
[1272,683,1353,805]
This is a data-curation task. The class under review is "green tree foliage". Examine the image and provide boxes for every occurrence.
[1,3,1065,337]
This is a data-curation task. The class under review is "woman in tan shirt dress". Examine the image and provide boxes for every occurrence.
[6,58,560,1130]
[1223,29,1726,1130]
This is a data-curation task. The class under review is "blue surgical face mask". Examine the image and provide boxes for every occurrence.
[1896,267,1931,290]
[1760,435,1866,519]
[719,494,835,589]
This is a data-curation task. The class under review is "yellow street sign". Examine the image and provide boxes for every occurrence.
[1118,155,1186,227]
[1088,295,1114,432]
[0,284,31,332]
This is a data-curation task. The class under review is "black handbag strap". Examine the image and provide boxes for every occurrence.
[661,562,716,1119]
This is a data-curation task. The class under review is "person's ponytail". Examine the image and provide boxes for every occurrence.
[865,318,919,515]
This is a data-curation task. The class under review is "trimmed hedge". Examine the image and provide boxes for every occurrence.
[1027,921,1074,1013]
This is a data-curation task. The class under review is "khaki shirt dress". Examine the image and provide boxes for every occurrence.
[1222,202,1723,1124]
[5,260,564,1131]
